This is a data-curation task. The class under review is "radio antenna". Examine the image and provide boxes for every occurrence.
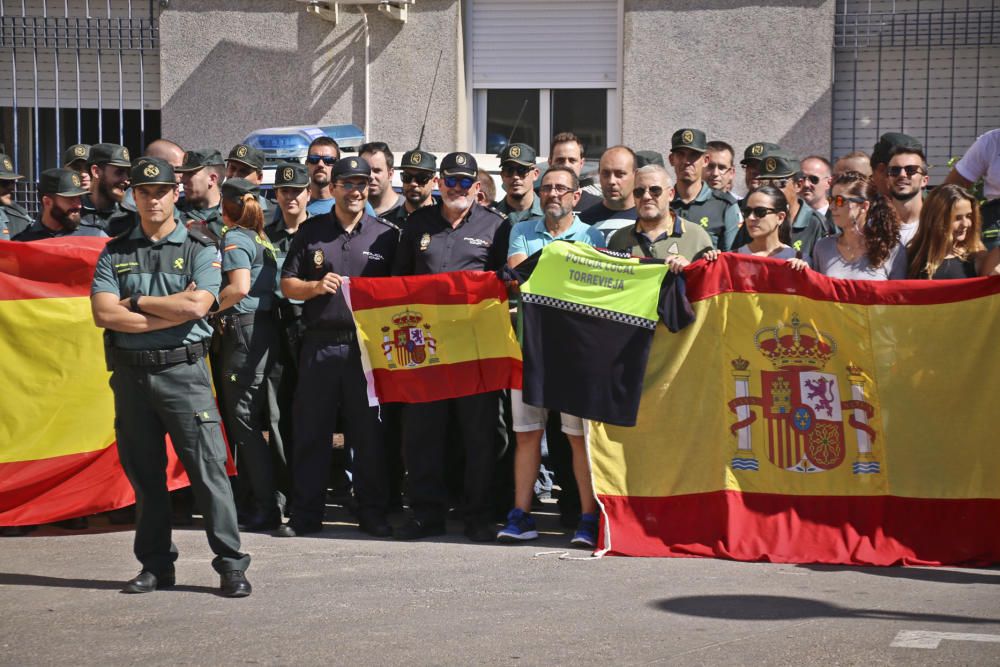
[416,50,444,150]
[505,99,529,150]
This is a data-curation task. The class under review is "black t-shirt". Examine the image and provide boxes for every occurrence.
[392,202,510,276]
[578,201,637,226]
[282,211,399,330]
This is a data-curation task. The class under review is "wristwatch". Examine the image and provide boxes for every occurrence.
[129,292,143,313]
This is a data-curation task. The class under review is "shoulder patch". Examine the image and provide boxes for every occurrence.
[486,206,508,221]
[375,215,400,231]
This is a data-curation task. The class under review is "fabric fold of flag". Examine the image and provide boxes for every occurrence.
[591,253,1000,566]
[343,270,522,405]
[0,238,192,526]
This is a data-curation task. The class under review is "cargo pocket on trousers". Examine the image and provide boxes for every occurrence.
[195,406,228,463]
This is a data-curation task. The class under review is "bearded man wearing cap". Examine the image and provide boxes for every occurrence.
[392,151,511,543]
[81,143,132,233]
[63,144,92,190]
[176,149,227,239]
[668,128,742,251]
[13,169,107,241]
[277,156,399,540]
[0,152,33,238]
[495,143,544,224]
[90,157,252,597]
[383,149,439,226]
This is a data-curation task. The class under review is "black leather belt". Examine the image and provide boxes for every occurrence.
[275,301,303,323]
[112,338,211,367]
[304,328,356,344]
[224,311,257,327]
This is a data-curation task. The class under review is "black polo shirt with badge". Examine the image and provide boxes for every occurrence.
[393,202,511,276]
[281,210,399,331]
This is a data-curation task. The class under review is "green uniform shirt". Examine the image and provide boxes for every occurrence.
[220,226,277,314]
[607,216,713,261]
[91,221,221,350]
[670,182,741,251]
[1,201,34,238]
[495,193,544,225]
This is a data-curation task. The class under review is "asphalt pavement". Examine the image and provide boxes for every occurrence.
[1,504,998,666]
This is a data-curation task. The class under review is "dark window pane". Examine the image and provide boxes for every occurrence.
[486,89,539,155]
[552,89,607,159]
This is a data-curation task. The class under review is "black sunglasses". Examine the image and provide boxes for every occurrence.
[632,186,665,199]
[797,174,821,185]
[401,172,434,185]
[501,164,532,178]
[888,165,925,178]
[741,206,782,218]
[306,155,337,166]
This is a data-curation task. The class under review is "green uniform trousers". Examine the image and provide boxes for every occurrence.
[110,356,250,575]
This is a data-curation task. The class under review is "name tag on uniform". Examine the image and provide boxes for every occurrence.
[363,250,385,262]
[463,237,491,248]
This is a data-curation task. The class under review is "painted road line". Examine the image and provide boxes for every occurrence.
[891,631,1000,649]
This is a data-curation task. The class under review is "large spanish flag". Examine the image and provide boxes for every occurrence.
[0,238,191,526]
[343,271,522,404]
[592,253,1000,566]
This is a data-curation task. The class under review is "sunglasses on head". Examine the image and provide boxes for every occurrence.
[401,172,434,185]
[632,186,665,199]
[741,206,781,219]
[501,164,532,178]
[888,165,925,178]
[797,174,821,185]
[830,195,866,207]
[443,175,476,189]
[306,155,337,166]
[337,180,368,191]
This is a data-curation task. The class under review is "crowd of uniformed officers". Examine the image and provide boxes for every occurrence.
[3,123,994,597]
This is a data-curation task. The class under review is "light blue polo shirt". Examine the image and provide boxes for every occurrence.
[508,215,604,258]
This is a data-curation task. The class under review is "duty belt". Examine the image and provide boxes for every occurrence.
[304,328,356,344]
[111,338,211,367]
[275,301,303,323]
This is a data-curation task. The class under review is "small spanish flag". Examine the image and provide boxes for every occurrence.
[343,271,522,405]
[0,238,192,526]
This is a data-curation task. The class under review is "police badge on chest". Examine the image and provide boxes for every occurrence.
[313,249,324,268]
[419,233,431,251]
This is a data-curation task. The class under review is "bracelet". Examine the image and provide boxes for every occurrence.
[130,292,143,314]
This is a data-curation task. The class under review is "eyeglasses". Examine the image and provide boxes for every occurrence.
[830,195,866,208]
[539,184,576,196]
[501,165,532,178]
[401,172,433,185]
[306,155,337,166]
[888,165,925,178]
[741,206,781,218]
[337,180,369,191]
[760,178,790,189]
[632,186,665,199]
[797,174,821,185]
[442,175,476,189]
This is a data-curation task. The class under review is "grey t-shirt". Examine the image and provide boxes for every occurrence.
[810,236,907,280]
[737,245,798,260]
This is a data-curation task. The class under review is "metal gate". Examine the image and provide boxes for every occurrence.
[0,0,161,214]
[833,0,1000,183]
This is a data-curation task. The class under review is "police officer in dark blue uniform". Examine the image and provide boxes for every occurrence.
[392,152,511,542]
[90,157,251,597]
[276,156,399,538]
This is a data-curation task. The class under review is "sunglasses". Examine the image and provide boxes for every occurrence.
[539,184,575,196]
[401,172,434,185]
[442,175,476,189]
[741,206,781,218]
[760,178,790,189]
[306,155,337,166]
[501,165,532,178]
[797,174,821,185]
[888,165,925,178]
[337,180,368,191]
[632,186,665,199]
[830,195,866,207]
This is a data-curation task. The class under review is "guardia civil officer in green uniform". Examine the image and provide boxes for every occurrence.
[733,149,829,259]
[215,178,281,531]
[81,143,133,234]
[176,149,227,239]
[495,143,544,224]
[0,153,33,239]
[226,143,274,226]
[13,169,108,241]
[667,129,742,251]
[740,141,781,196]
[90,157,251,597]
[382,149,439,227]
[63,143,92,190]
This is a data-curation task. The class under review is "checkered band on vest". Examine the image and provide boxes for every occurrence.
[521,292,657,330]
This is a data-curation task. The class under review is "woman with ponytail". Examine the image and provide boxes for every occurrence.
[789,171,907,279]
[907,184,1000,279]
[216,178,282,530]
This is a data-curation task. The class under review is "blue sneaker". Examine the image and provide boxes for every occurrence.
[570,512,599,548]
[496,508,538,542]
